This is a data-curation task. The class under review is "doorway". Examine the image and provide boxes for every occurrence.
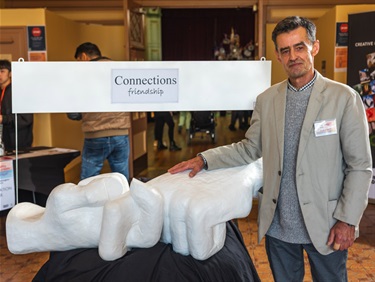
[161,8,255,61]
[0,27,28,61]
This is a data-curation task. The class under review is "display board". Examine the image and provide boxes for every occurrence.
[11,60,271,113]
[347,11,375,202]
[0,159,15,211]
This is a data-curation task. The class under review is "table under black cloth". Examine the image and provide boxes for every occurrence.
[33,221,260,282]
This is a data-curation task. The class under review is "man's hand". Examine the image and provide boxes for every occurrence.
[168,156,205,177]
[327,220,355,251]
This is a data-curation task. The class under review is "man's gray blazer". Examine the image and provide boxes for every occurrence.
[202,71,372,255]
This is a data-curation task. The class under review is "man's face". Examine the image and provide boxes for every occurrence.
[76,53,89,61]
[0,68,11,87]
[274,27,319,80]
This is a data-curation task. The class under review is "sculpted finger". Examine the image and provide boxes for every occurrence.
[99,179,163,261]
[82,173,129,206]
[6,203,47,254]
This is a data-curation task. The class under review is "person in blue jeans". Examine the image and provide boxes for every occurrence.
[80,135,130,180]
[68,42,131,180]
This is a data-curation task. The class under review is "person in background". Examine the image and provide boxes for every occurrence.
[68,42,131,180]
[0,59,33,152]
[168,16,372,281]
[228,110,244,131]
[241,110,253,130]
[178,111,191,134]
[154,111,181,151]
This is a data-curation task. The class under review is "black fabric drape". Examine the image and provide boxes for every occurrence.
[33,221,260,282]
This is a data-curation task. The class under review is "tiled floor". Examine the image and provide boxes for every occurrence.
[1,113,375,281]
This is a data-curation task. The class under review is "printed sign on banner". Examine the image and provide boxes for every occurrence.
[112,69,179,103]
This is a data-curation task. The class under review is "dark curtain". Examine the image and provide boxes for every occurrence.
[161,8,255,61]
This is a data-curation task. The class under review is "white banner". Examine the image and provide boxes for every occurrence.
[12,60,271,113]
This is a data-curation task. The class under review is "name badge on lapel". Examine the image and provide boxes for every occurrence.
[314,119,337,137]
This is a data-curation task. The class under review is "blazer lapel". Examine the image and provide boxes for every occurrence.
[274,82,287,170]
[297,73,326,167]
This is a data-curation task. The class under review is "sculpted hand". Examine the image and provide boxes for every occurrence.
[327,220,355,251]
[151,159,263,260]
[6,158,264,261]
[6,174,163,261]
[6,173,129,254]
[168,156,205,177]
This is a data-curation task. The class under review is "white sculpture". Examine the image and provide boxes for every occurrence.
[6,173,163,259]
[6,159,263,261]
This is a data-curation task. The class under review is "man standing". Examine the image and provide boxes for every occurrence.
[154,111,181,151]
[169,16,372,281]
[68,42,131,180]
[0,59,33,152]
